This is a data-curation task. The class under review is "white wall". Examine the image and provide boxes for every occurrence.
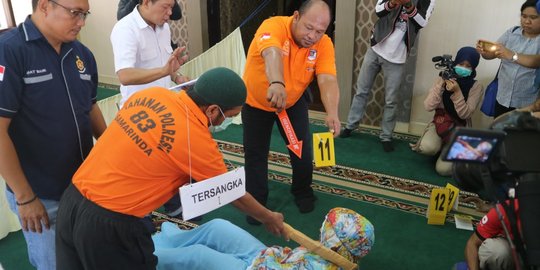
[410,0,523,134]
[80,0,120,85]
[80,0,525,134]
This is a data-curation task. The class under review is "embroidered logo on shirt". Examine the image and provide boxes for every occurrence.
[0,65,5,81]
[308,49,317,61]
[481,215,488,225]
[260,33,271,41]
[76,56,86,73]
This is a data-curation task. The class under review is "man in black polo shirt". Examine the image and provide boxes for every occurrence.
[0,0,106,269]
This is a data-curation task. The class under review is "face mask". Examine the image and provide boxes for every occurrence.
[454,66,472,77]
[208,107,233,133]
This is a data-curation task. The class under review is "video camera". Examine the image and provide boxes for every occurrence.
[432,54,458,80]
[441,111,540,269]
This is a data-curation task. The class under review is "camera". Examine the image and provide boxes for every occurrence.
[441,111,540,269]
[432,54,457,80]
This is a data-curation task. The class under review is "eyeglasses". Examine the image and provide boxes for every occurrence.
[49,0,91,21]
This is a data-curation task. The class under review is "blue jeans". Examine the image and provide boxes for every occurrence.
[6,191,58,270]
[345,47,405,141]
[153,219,266,270]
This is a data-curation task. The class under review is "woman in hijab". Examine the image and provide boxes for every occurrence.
[411,46,484,176]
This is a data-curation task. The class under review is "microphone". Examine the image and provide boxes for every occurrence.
[432,56,443,62]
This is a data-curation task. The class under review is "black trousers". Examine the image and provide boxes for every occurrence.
[242,96,314,207]
[56,184,157,270]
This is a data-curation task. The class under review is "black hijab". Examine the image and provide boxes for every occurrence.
[442,46,480,121]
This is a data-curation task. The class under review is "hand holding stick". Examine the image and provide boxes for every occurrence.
[284,222,357,270]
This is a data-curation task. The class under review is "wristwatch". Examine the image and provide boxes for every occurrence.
[512,52,519,62]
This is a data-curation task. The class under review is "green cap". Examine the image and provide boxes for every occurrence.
[193,67,247,108]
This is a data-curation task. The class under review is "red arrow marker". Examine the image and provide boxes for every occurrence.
[277,110,303,159]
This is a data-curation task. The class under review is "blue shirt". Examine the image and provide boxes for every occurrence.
[0,16,98,200]
[496,26,540,108]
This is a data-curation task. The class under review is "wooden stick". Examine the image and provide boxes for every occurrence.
[284,223,357,270]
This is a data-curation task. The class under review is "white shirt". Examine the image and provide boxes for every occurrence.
[372,7,408,64]
[110,6,173,106]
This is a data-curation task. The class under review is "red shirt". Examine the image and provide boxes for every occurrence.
[476,200,520,240]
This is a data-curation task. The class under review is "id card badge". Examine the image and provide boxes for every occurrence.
[179,167,245,220]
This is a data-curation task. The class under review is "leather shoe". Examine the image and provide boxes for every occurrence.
[295,196,317,213]
[339,128,353,138]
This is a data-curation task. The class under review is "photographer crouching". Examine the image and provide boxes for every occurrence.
[447,110,540,270]
[411,47,484,176]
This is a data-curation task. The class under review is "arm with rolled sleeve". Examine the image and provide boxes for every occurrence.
[317,74,341,137]
[187,130,285,238]
[262,46,287,112]
[314,36,340,136]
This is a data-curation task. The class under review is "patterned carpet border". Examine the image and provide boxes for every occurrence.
[152,141,478,230]
[266,171,479,224]
[151,211,198,231]
[217,140,486,218]
[217,141,483,206]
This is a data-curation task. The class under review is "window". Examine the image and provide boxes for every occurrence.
[1,0,32,30]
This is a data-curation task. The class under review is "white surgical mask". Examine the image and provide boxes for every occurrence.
[209,107,233,133]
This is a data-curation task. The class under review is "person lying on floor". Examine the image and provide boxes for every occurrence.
[153,207,374,270]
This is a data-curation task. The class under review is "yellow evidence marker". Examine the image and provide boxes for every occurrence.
[313,132,335,167]
[427,188,450,225]
[445,183,460,211]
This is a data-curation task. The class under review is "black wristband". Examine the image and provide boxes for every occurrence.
[269,81,285,88]
[16,194,38,206]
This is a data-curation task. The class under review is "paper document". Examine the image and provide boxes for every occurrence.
[454,214,474,231]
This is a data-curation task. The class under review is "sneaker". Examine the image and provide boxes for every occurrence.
[382,140,394,152]
[295,196,317,213]
[246,215,262,226]
[339,128,353,138]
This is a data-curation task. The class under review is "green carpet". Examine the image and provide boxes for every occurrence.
[201,171,471,270]
[0,95,480,269]
[96,84,120,101]
[213,119,456,187]
[0,232,30,270]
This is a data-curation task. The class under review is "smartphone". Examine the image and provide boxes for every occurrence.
[478,40,497,52]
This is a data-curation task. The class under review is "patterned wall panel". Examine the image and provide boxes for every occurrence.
[169,0,190,51]
[352,0,416,127]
